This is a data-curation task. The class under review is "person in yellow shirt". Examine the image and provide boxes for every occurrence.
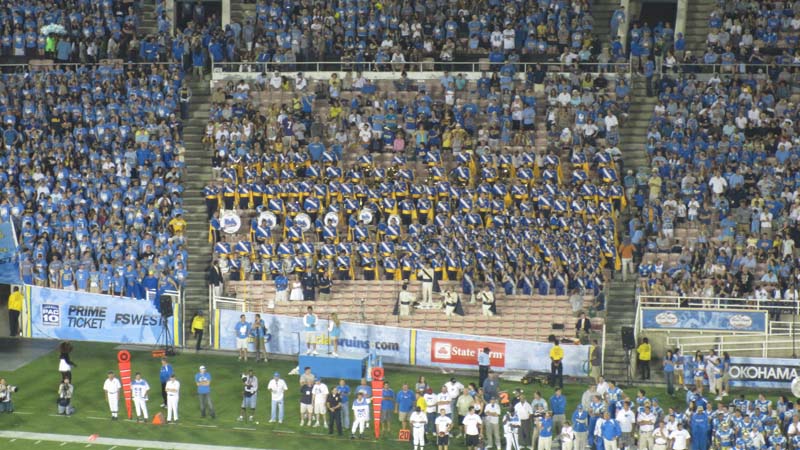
[168,213,187,236]
[8,286,22,336]
[637,337,651,380]
[191,311,206,352]
[549,339,564,389]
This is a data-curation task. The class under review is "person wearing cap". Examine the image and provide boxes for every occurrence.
[690,405,709,450]
[267,372,288,423]
[195,365,215,419]
[165,373,180,423]
[312,377,330,428]
[484,397,502,450]
[410,405,428,450]
[445,377,464,417]
[572,404,589,450]
[239,369,258,423]
[351,391,370,439]
[103,370,122,420]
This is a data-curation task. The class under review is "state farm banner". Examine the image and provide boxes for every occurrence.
[641,308,767,332]
[213,311,591,375]
[27,286,180,345]
[416,330,590,376]
[728,356,799,388]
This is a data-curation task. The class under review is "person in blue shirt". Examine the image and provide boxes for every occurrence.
[381,381,396,433]
[195,365,216,418]
[159,357,174,408]
[550,388,567,435]
[599,410,621,450]
[235,314,252,361]
[572,404,590,450]
[538,410,554,450]
[478,347,491,388]
[337,379,351,428]
[396,383,416,431]
[690,406,710,450]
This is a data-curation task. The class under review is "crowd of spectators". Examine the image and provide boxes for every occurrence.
[206,0,621,71]
[629,66,800,309]
[2,61,190,298]
[204,67,632,304]
[703,0,800,66]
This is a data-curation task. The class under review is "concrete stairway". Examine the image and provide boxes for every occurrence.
[182,79,214,332]
[601,279,638,382]
[231,2,256,26]
[592,0,618,43]
[684,0,717,56]
[139,1,159,38]
[619,78,657,173]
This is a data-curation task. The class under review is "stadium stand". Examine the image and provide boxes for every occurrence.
[634,64,800,311]
[4,59,188,298]
[203,65,634,338]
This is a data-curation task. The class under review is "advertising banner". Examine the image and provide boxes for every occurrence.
[415,330,590,376]
[27,286,180,345]
[728,356,799,388]
[215,311,590,375]
[215,310,412,365]
[641,308,767,332]
[0,220,20,284]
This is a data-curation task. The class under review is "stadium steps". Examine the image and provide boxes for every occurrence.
[231,2,256,26]
[183,79,214,340]
[139,2,158,39]
[618,80,657,175]
[601,279,637,381]
[591,0,617,43]
[683,0,717,56]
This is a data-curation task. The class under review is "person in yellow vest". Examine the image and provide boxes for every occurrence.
[191,311,206,352]
[168,213,187,236]
[549,339,564,389]
[636,337,651,380]
[8,286,22,336]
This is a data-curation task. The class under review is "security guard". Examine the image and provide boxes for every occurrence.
[191,311,206,351]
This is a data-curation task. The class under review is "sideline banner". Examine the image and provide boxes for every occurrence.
[214,311,590,375]
[0,220,21,284]
[641,308,767,332]
[27,286,180,345]
[215,311,412,364]
[728,356,798,388]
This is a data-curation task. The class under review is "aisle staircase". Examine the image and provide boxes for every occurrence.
[601,279,638,382]
[181,79,214,339]
[684,0,717,56]
[619,78,657,173]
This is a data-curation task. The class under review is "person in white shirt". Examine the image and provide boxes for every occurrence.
[410,406,429,450]
[484,397,502,450]
[294,73,307,91]
[653,422,670,450]
[312,378,330,428]
[165,373,180,423]
[668,422,691,450]
[437,386,452,417]
[131,372,150,422]
[268,372,289,423]
[463,407,483,450]
[103,371,122,420]
[515,394,534,449]
[269,72,283,90]
[436,408,454,449]
[616,402,636,449]
[418,263,434,308]
[398,283,416,316]
[708,172,728,197]
[561,420,576,450]
[596,377,609,398]
[445,378,464,415]
[351,392,370,438]
[637,405,657,450]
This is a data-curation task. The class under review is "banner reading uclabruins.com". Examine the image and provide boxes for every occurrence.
[26,286,181,346]
[214,311,591,376]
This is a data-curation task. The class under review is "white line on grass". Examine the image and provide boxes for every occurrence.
[0,431,282,450]
[109,446,117,450]
[13,412,33,415]
[34,440,40,444]
[60,443,67,446]
[232,427,256,431]
[195,424,218,428]
[86,417,108,421]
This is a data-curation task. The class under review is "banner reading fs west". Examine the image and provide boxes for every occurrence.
[28,286,181,345]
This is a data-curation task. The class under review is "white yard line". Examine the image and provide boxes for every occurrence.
[0,431,280,450]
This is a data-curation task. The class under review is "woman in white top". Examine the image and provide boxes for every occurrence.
[289,275,304,301]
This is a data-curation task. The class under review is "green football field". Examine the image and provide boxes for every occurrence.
[0,341,741,450]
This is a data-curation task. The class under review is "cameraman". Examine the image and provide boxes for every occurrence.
[238,369,258,423]
[58,378,74,415]
[0,378,16,413]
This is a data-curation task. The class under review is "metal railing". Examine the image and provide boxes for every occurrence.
[637,295,800,315]
[666,334,799,358]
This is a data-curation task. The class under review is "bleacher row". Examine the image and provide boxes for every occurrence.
[227,279,603,341]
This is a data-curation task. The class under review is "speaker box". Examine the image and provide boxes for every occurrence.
[159,298,174,318]
[621,326,636,350]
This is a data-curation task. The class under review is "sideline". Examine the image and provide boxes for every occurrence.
[0,431,279,450]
